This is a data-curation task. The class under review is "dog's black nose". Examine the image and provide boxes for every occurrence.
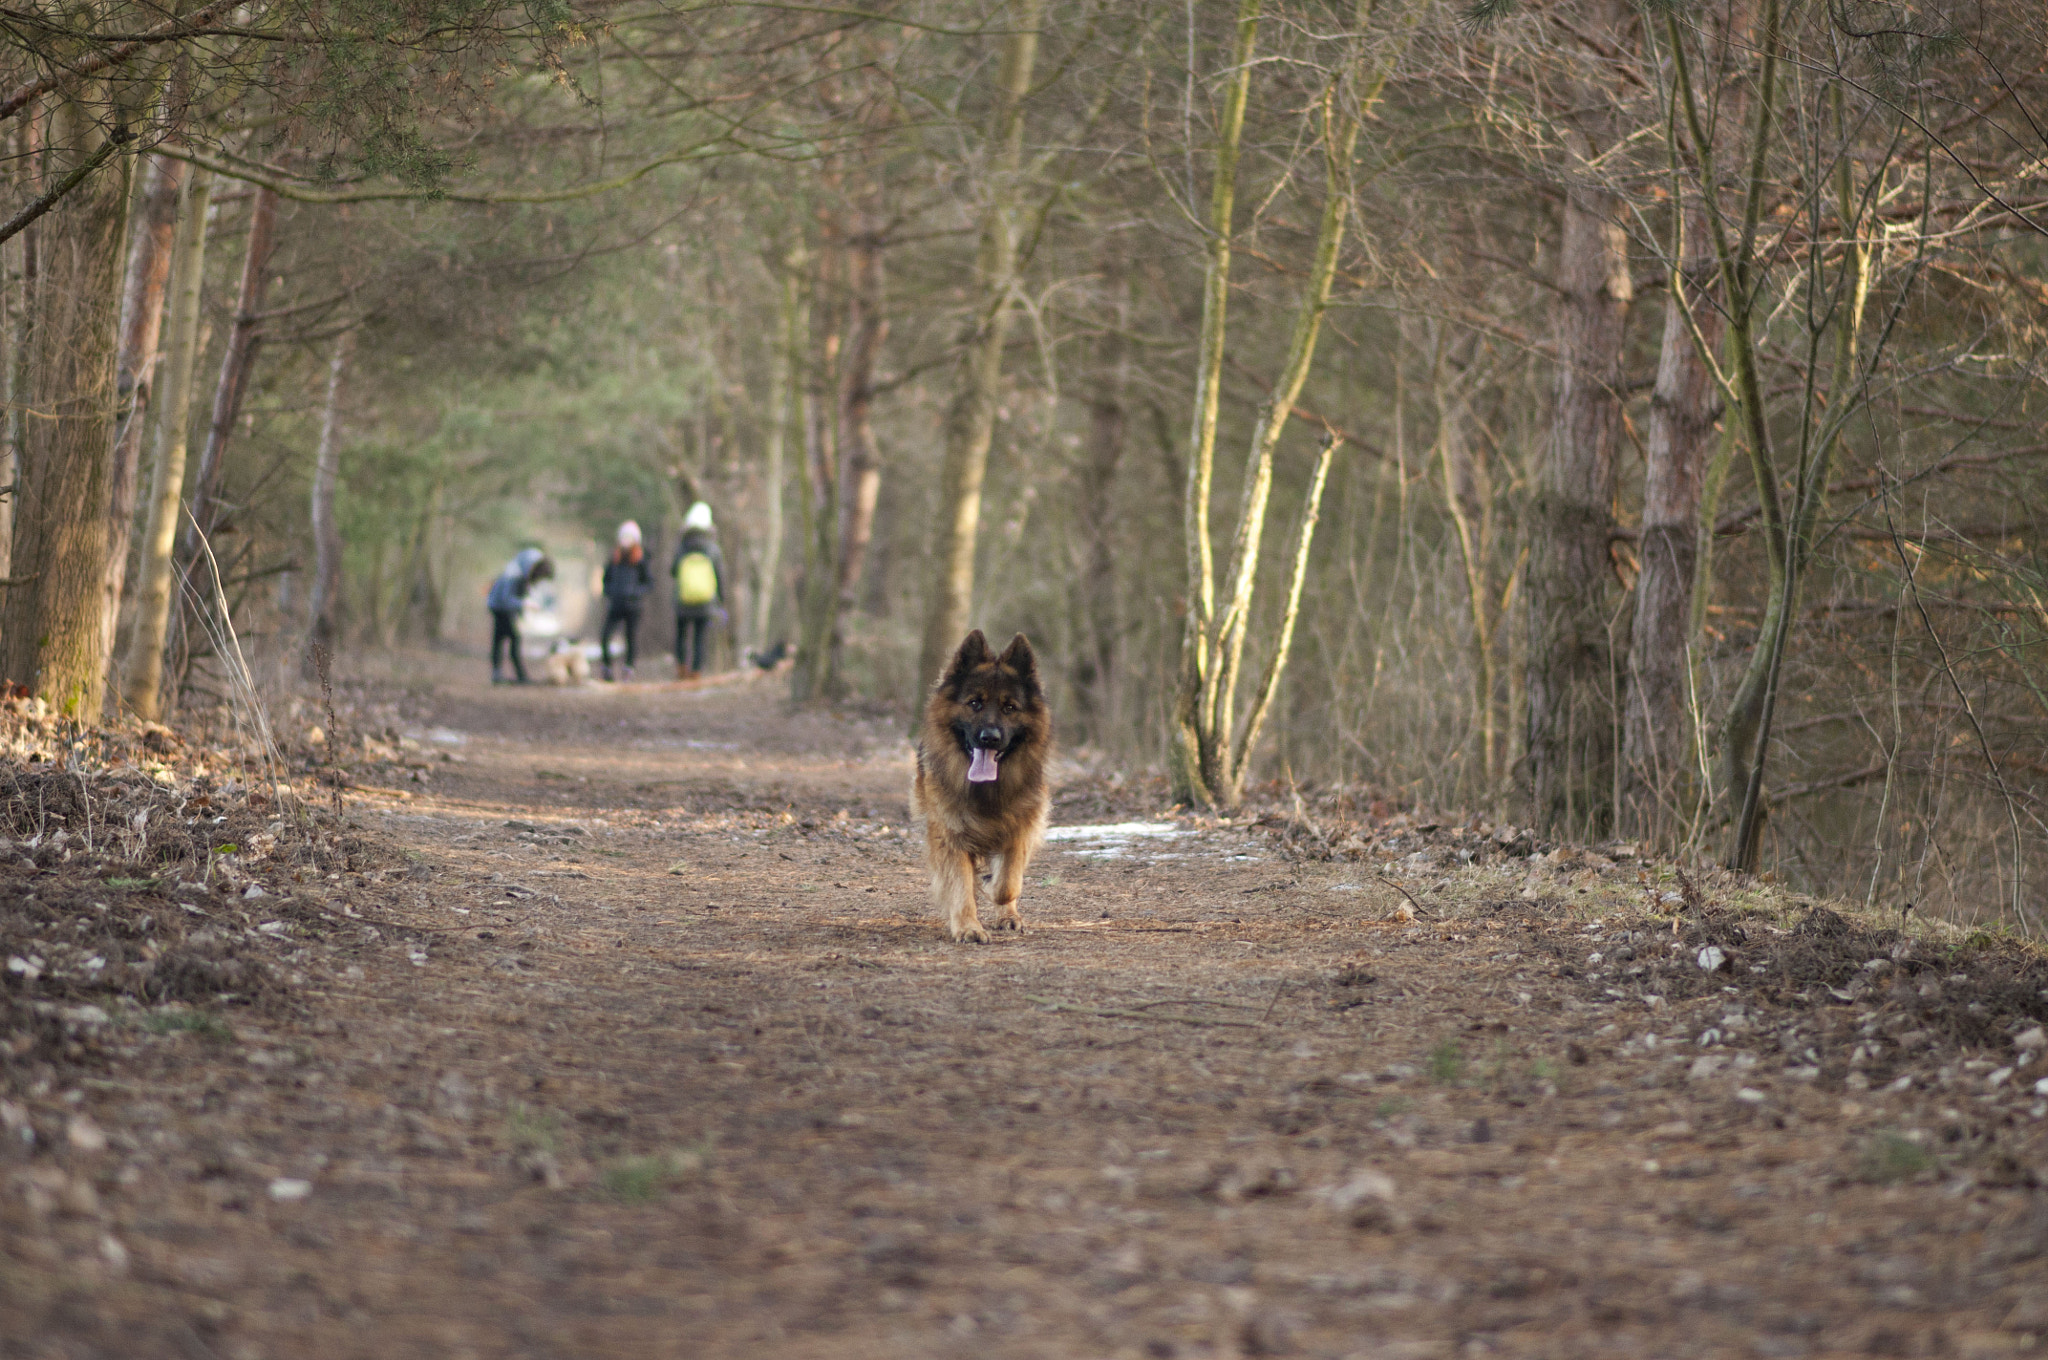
[975,726,1004,749]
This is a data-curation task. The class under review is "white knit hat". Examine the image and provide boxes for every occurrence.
[616,520,642,548]
[683,502,713,531]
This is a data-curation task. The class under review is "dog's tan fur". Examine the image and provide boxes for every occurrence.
[911,631,1052,943]
[540,639,590,686]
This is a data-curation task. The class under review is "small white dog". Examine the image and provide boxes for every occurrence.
[540,638,590,686]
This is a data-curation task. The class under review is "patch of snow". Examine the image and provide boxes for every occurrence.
[1045,822,1188,840]
[1045,822,1197,861]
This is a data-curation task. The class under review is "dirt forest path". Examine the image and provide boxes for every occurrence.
[9,668,2048,1360]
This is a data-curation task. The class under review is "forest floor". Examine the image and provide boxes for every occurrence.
[4,655,2047,1360]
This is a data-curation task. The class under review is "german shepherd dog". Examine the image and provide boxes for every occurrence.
[912,630,1053,943]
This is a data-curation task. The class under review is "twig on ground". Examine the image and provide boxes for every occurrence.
[1378,873,1428,918]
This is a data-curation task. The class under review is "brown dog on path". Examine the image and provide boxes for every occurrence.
[911,630,1053,943]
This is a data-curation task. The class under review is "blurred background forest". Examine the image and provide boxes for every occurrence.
[2,0,2047,931]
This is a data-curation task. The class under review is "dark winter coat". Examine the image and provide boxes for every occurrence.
[602,550,654,609]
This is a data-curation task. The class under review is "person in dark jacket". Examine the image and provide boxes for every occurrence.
[670,501,726,679]
[486,547,553,684]
[599,520,653,681]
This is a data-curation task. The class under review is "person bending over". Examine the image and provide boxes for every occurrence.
[600,520,653,681]
[670,502,726,679]
[486,547,553,684]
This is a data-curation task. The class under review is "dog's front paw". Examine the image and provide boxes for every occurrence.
[950,919,991,944]
[994,909,1021,932]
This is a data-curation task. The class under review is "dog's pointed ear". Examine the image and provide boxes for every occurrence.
[998,633,1038,680]
[941,630,990,687]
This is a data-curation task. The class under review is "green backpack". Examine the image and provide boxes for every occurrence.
[676,551,717,606]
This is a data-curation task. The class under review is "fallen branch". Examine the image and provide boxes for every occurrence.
[1023,995,1260,1028]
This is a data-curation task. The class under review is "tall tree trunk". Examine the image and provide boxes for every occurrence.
[0,105,40,583]
[0,233,12,588]
[913,0,1044,702]
[1230,432,1339,790]
[1718,80,1867,872]
[753,246,802,646]
[400,480,444,643]
[1661,0,1810,869]
[1525,133,1633,840]
[1169,0,1263,803]
[791,390,836,699]
[1069,238,1131,741]
[0,92,133,717]
[121,167,210,721]
[826,214,886,697]
[307,327,353,660]
[1176,66,1362,806]
[791,230,839,703]
[389,481,435,646]
[1172,0,1396,807]
[182,184,276,557]
[1434,334,1500,794]
[1621,203,1721,846]
[103,151,183,682]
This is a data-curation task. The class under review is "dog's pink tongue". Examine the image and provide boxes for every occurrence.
[967,747,1000,783]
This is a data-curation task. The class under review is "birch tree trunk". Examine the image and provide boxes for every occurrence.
[103,151,183,679]
[1168,0,1263,803]
[121,167,210,720]
[791,231,839,703]
[753,246,802,647]
[307,328,353,660]
[1174,14,1378,808]
[1524,129,1633,840]
[1621,202,1721,847]
[0,106,40,583]
[1200,184,1351,803]
[0,91,132,717]
[826,214,886,697]
[0,230,12,587]
[182,184,277,556]
[1172,0,1396,807]
[1229,432,1338,786]
[913,0,1043,699]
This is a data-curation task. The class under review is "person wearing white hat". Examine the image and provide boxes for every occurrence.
[599,520,653,680]
[670,502,726,679]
